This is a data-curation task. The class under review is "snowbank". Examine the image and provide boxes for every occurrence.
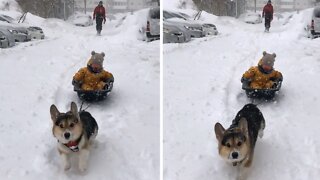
[0,0,20,11]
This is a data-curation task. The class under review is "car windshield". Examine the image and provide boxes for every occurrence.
[2,15,14,22]
[150,9,160,19]
[0,15,14,23]
[163,11,187,20]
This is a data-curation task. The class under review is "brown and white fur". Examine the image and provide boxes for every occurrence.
[50,102,98,171]
[214,104,265,178]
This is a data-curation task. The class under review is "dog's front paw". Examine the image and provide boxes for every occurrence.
[79,149,89,172]
[79,163,87,172]
[64,162,71,171]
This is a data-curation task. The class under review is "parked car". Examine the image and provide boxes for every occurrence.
[0,23,31,42]
[163,21,191,43]
[27,26,45,39]
[163,11,218,37]
[0,28,15,47]
[176,11,218,35]
[164,11,205,38]
[68,13,93,27]
[140,7,160,42]
[242,12,262,24]
[0,31,9,48]
[306,7,320,39]
[202,23,218,35]
[0,14,44,40]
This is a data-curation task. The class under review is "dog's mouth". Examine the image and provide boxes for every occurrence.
[233,162,238,166]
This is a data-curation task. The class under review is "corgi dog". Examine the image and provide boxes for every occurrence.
[214,104,265,168]
[50,102,98,171]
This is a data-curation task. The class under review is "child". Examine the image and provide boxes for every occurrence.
[73,51,114,91]
[242,51,282,89]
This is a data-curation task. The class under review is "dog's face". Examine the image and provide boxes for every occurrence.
[214,118,249,164]
[50,102,83,144]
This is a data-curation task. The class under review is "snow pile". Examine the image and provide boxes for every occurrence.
[163,0,196,11]
[20,12,46,27]
[0,0,20,11]
[164,6,320,180]
[0,6,159,180]
[112,9,149,40]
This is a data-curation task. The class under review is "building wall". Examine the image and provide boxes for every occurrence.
[74,0,157,14]
[246,0,317,12]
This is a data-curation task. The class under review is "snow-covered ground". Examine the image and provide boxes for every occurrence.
[164,3,320,180]
[0,2,159,180]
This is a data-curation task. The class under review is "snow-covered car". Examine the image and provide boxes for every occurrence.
[163,10,219,36]
[139,7,160,42]
[243,13,262,24]
[0,31,10,48]
[68,13,93,27]
[0,24,31,42]
[0,28,15,47]
[140,7,160,42]
[0,14,44,40]
[164,11,205,38]
[202,23,218,35]
[163,21,191,43]
[306,7,320,39]
[177,11,218,36]
[27,26,45,39]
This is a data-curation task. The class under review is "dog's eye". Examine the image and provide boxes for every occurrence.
[69,123,74,128]
[59,124,64,128]
[226,143,231,148]
[237,142,242,146]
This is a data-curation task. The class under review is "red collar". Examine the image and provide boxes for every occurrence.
[63,135,82,152]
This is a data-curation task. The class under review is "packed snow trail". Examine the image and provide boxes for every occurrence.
[164,8,320,180]
[0,9,159,180]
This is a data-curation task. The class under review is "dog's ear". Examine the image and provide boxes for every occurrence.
[239,118,249,137]
[214,122,225,141]
[50,104,60,122]
[70,102,80,120]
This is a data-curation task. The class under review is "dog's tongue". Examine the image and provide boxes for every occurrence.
[66,141,78,147]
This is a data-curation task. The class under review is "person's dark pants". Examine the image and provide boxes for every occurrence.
[265,17,271,29]
[264,13,272,30]
[96,17,103,32]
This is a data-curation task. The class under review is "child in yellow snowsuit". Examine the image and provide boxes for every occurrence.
[73,51,114,91]
[242,51,282,89]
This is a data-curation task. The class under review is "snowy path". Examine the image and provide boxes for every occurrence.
[164,9,320,180]
[0,12,159,180]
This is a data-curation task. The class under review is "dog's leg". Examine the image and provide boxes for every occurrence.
[244,149,254,168]
[259,118,266,138]
[79,149,90,172]
[60,152,71,171]
[258,129,264,138]
[237,166,250,180]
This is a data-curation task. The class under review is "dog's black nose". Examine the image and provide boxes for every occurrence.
[232,152,238,159]
[64,132,70,139]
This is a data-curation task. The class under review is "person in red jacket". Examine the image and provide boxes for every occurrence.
[93,1,106,35]
[262,0,273,32]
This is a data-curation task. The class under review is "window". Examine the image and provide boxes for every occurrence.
[150,9,160,19]
[314,8,320,18]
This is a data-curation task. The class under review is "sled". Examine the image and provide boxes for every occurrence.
[73,81,113,102]
[242,80,282,99]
